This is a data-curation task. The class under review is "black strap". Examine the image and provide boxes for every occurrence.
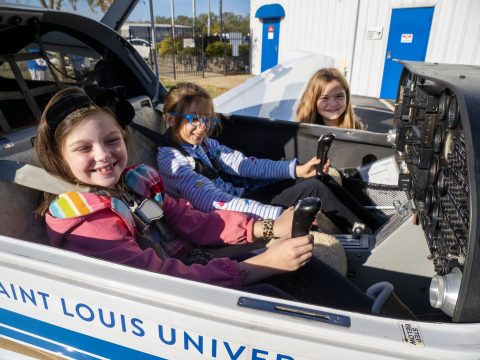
[198,141,234,182]
[121,190,177,260]
[200,142,222,173]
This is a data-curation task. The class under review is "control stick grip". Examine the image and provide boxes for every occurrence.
[316,133,335,177]
[292,197,322,237]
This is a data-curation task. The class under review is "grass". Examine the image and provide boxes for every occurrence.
[160,77,229,98]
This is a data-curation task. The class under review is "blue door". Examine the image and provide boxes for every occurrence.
[380,7,434,99]
[261,19,280,72]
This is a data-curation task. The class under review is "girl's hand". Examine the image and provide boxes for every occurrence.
[273,207,294,240]
[264,235,313,271]
[323,159,330,174]
[295,157,331,178]
[239,235,314,285]
[322,158,331,174]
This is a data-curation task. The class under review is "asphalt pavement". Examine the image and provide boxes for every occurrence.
[352,95,395,133]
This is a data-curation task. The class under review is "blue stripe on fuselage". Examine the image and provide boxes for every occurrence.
[0,308,167,360]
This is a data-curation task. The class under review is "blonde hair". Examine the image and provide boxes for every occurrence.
[35,87,128,215]
[163,82,219,142]
[296,67,365,130]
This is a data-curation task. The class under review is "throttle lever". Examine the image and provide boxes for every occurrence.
[292,197,322,237]
[316,133,335,177]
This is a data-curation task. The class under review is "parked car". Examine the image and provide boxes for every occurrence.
[128,38,152,62]
[1,3,480,360]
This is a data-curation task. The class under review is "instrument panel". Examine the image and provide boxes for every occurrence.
[393,62,480,322]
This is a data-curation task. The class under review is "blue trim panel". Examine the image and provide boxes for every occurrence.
[255,4,285,20]
[0,324,96,360]
[0,308,167,360]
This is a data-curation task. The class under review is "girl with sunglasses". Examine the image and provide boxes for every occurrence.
[157,83,373,234]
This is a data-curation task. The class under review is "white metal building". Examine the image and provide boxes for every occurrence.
[250,0,480,99]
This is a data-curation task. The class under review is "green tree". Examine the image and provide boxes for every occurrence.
[196,12,218,33]
[152,12,249,36]
[157,36,182,56]
[155,16,171,25]
[175,15,192,26]
[38,0,113,12]
[239,44,249,57]
[206,41,231,57]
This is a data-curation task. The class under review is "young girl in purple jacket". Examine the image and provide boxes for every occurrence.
[34,86,413,318]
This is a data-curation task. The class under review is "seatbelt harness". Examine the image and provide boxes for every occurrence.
[0,159,175,259]
[0,160,165,231]
[0,160,89,194]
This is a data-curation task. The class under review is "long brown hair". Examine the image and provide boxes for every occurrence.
[35,87,128,215]
[163,82,220,143]
[296,67,365,129]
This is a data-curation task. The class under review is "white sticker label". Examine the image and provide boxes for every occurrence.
[401,33,413,43]
[367,26,383,40]
[399,322,425,347]
[183,38,195,48]
[267,25,274,40]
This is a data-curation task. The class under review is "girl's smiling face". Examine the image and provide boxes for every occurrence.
[316,80,347,126]
[62,111,127,188]
[175,98,214,145]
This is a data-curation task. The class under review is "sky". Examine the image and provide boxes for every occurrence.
[0,0,250,22]
[129,0,250,22]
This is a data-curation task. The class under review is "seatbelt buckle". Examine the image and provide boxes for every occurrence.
[134,198,164,228]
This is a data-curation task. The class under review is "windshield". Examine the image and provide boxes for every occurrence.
[0,0,113,21]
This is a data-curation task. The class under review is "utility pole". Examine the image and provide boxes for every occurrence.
[220,0,226,75]
[207,0,211,36]
[170,0,176,40]
[148,0,159,101]
[219,0,223,37]
[192,0,196,39]
[170,0,176,79]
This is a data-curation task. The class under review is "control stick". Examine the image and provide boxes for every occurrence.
[316,133,335,177]
[292,197,322,237]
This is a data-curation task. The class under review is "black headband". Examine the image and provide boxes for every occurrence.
[45,92,94,132]
[45,86,135,136]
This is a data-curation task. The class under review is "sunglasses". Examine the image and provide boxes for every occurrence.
[170,112,220,129]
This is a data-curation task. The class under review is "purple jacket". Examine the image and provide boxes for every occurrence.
[46,165,257,288]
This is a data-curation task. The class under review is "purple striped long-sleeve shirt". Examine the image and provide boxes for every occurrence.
[157,137,297,219]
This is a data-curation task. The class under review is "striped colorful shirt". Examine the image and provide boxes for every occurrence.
[157,137,297,219]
